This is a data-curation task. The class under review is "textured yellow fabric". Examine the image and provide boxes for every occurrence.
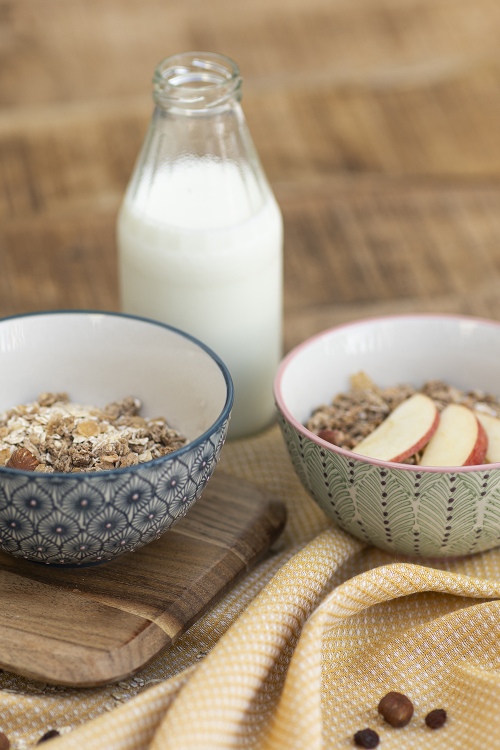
[4,425,500,749]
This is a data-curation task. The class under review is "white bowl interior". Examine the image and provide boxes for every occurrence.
[277,315,500,426]
[0,312,230,440]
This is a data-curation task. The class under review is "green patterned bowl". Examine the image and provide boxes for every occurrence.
[274,314,500,558]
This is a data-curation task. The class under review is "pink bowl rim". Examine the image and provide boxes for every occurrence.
[274,312,500,474]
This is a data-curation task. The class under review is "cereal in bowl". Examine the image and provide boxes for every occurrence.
[307,374,500,466]
[0,393,187,472]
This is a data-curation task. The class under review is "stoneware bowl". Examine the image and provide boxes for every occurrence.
[0,311,233,566]
[274,314,500,558]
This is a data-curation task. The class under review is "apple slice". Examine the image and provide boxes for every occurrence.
[475,412,500,463]
[420,404,488,467]
[352,393,439,463]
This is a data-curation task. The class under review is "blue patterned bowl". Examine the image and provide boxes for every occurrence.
[275,314,500,558]
[0,311,233,565]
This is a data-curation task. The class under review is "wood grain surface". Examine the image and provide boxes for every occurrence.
[0,471,285,687]
[3,0,500,349]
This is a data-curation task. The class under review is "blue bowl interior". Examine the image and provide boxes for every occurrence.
[0,311,233,443]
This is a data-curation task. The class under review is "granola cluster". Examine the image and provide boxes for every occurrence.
[307,373,500,458]
[0,393,188,473]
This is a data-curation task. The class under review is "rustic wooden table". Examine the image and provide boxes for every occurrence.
[2,0,500,351]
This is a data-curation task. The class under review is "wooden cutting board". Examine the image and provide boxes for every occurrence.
[0,471,286,687]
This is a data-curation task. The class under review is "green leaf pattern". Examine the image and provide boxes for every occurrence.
[277,414,500,558]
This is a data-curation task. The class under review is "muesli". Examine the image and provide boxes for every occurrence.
[0,393,187,472]
[307,374,500,465]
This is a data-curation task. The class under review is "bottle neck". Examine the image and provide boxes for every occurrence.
[152,52,242,115]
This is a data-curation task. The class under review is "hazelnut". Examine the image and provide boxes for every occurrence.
[425,708,446,729]
[6,447,40,471]
[0,731,10,750]
[37,729,60,744]
[353,728,379,748]
[378,691,414,727]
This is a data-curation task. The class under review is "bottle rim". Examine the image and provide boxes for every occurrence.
[153,52,242,111]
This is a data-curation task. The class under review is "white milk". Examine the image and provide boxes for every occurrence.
[117,158,283,438]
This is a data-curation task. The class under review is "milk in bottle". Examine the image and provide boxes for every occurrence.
[117,53,283,438]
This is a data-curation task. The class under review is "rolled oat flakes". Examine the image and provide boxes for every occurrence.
[0,393,187,473]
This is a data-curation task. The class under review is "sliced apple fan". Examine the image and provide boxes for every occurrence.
[314,374,500,467]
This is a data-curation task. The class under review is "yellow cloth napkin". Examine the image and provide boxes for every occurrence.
[3,426,500,749]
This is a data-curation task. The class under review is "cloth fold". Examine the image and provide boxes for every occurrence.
[3,426,500,749]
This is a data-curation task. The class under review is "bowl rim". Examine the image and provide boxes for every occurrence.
[0,309,234,479]
[274,312,500,474]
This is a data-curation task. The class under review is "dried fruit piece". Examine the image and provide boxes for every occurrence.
[350,371,378,391]
[425,708,447,729]
[318,429,344,446]
[378,691,414,727]
[76,420,99,438]
[353,728,379,748]
[6,447,40,471]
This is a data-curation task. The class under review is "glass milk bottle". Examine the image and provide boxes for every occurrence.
[117,52,283,439]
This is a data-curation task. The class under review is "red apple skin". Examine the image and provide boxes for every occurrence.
[389,408,440,463]
[352,393,440,463]
[462,418,488,466]
[420,405,489,467]
[476,412,500,463]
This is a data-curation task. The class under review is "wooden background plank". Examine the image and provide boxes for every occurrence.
[2,0,500,343]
